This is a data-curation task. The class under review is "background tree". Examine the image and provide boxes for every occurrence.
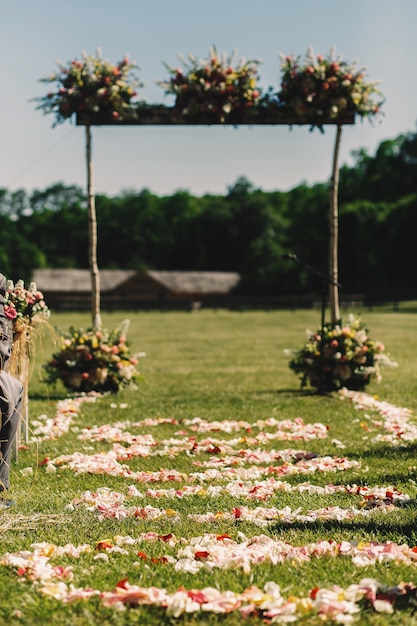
[4,127,417,302]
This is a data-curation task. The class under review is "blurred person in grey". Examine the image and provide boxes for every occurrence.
[0,272,23,507]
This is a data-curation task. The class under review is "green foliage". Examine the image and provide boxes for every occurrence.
[2,126,417,299]
[2,309,417,624]
[339,132,417,203]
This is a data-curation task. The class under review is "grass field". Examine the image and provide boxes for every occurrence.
[1,307,417,625]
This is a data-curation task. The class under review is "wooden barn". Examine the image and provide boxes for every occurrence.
[32,269,241,310]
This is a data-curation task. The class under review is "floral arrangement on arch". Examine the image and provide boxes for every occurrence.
[288,314,397,393]
[159,45,262,122]
[44,320,144,393]
[277,47,384,130]
[33,48,141,125]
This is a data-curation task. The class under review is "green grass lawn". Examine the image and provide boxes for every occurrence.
[2,307,417,625]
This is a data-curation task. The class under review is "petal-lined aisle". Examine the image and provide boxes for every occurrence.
[2,388,417,623]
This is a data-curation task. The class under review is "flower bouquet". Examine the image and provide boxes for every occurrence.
[44,320,144,393]
[277,47,384,130]
[5,280,50,326]
[288,315,397,393]
[4,279,50,379]
[33,49,141,125]
[159,45,262,123]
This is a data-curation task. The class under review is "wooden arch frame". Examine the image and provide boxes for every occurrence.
[76,108,355,328]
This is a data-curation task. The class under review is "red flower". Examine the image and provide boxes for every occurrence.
[194,551,210,560]
[216,534,232,541]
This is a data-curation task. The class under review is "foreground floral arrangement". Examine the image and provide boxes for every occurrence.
[44,320,143,393]
[4,279,50,381]
[4,279,50,327]
[159,45,262,123]
[277,47,384,129]
[288,314,397,393]
[33,49,141,124]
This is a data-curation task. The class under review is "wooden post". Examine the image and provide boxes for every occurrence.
[329,124,342,325]
[86,125,102,331]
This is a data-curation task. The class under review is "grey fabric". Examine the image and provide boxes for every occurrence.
[0,372,23,490]
[0,273,22,491]
[0,274,12,370]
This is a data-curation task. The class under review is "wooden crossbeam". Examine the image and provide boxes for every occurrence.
[76,106,355,127]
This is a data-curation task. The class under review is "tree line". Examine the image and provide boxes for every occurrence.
[1,127,416,300]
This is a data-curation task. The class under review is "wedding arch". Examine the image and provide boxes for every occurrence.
[76,109,352,324]
[34,47,382,331]
[29,46,390,395]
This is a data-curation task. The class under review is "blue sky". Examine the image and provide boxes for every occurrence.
[2,0,417,197]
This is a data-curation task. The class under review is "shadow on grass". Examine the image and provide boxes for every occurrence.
[274,388,328,397]
[246,388,317,397]
[275,388,346,400]
[268,516,417,540]
[347,441,417,460]
[29,391,73,401]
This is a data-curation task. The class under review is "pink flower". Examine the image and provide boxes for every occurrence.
[4,305,17,320]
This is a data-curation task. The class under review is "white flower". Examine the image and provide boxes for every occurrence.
[166,590,200,617]
[354,330,367,344]
[20,467,33,477]
[373,599,394,614]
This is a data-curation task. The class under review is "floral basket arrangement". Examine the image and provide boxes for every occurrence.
[33,48,141,125]
[159,45,262,123]
[4,279,51,379]
[44,320,144,393]
[288,315,397,393]
[277,47,384,130]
